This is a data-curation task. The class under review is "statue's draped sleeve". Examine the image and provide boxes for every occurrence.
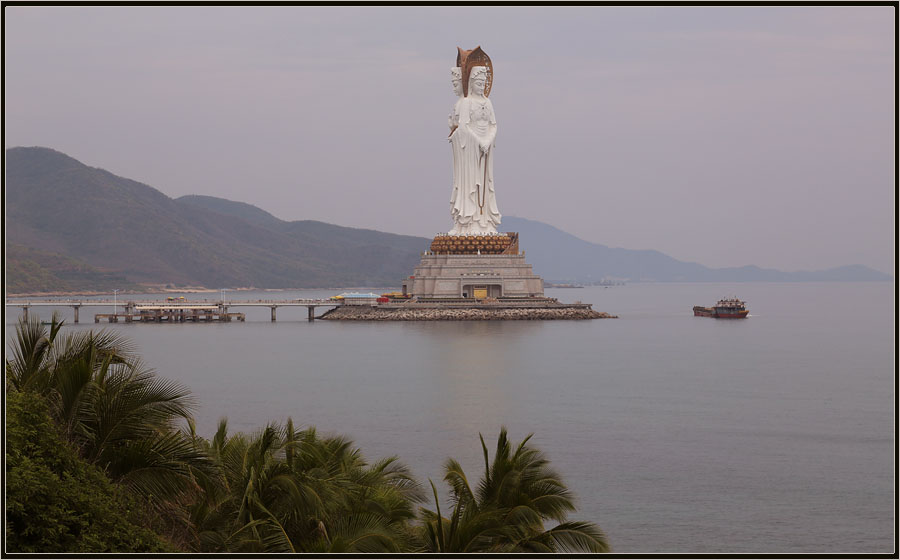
[487,99,497,146]
[455,97,470,149]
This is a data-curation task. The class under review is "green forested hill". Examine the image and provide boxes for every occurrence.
[6,147,428,292]
[5,244,141,294]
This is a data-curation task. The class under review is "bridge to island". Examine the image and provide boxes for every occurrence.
[5,299,344,323]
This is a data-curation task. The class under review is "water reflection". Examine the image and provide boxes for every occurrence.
[409,321,543,439]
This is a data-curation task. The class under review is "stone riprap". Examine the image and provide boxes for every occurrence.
[320,305,616,321]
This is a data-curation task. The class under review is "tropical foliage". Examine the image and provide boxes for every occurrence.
[420,429,609,553]
[6,390,169,552]
[184,419,423,553]
[6,313,205,506]
[5,316,608,553]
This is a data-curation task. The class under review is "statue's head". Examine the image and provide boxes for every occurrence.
[451,67,463,97]
[469,66,490,97]
[457,46,492,97]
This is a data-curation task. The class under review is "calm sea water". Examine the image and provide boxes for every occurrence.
[5,282,895,553]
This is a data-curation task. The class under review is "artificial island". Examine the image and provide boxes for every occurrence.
[323,47,614,321]
[7,48,615,324]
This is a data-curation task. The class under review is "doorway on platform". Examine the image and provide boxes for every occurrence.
[462,284,502,299]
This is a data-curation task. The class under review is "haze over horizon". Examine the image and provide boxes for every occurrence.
[4,6,895,275]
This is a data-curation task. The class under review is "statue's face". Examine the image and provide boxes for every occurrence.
[451,78,462,96]
[471,76,486,96]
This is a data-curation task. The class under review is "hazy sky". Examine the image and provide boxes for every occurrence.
[4,6,895,274]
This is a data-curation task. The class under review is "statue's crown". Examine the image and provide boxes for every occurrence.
[456,46,493,97]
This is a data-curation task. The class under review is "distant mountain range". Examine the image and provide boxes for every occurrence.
[500,217,892,283]
[4,147,891,294]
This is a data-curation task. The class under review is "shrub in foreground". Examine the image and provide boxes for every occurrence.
[5,390,169,553]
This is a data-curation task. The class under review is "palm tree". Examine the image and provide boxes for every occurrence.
[186,418,423,553]
[186,420,301,552]
[6,314,205,506]
[421,427,610,553]
[7,312,130,393]
[420,479,510,553]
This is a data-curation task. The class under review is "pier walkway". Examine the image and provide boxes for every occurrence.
[5,299,343,323]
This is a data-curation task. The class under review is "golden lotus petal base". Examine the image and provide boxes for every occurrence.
[429,232,518,255]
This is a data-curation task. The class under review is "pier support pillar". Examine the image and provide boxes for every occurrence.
[308,306,315,322]
[271,306,277,322]
[73,306,80,323]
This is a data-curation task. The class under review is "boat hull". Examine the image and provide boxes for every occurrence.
[714,310,749,319]
[693,306,749,319]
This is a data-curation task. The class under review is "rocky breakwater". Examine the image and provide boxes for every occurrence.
[320,305,616,321]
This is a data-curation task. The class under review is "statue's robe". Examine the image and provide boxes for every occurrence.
[450,96,501,234]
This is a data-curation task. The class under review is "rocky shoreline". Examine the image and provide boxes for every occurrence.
[320,306,616,321]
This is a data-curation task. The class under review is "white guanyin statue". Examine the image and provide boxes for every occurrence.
[449,48,501,235]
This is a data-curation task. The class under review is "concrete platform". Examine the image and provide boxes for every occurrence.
[402,252,544,299]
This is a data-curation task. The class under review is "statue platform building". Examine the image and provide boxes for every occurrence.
[325,47,611,320]
[402,46,545,300]
[402,233,544,299]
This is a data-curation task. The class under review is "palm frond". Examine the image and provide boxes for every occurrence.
[114,431,209,499]
[443,457,476,511]
[325,513,404,553]
[530,520,610,553]
[428,479,445,552]
[7,314,53,392]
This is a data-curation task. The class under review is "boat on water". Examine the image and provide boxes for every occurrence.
[693,298,749,319]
